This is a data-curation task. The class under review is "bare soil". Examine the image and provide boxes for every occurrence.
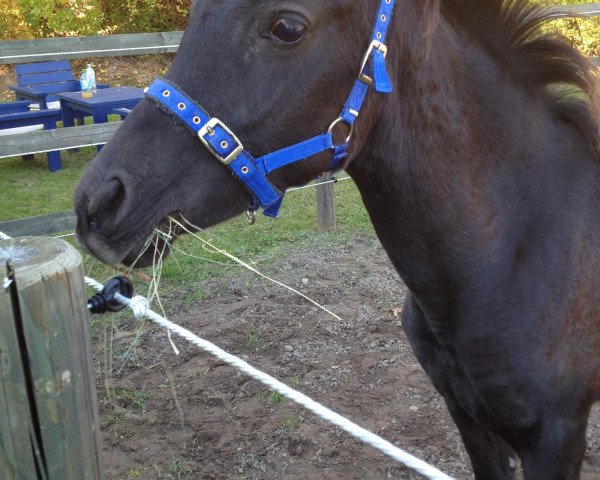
[96,236,600,480]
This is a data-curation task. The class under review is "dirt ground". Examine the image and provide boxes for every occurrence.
[96,235,600,480]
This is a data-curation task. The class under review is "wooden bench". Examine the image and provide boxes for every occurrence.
[0,101,31,115]
[111,107,133,119]
[0,101,63,172]
[11,60,109,110]
[15,60,75,87]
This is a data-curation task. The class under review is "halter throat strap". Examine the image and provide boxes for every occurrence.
[145,0,396,218]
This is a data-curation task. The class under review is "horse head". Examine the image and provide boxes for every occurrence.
[74,1,386,266]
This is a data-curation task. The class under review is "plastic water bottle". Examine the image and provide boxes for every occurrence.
[86,64,97,92]
[80,64,96,98]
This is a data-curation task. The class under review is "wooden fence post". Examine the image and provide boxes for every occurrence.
[0,237,103,480]
[316,173,336,232]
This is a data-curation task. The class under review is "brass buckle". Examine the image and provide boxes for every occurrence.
[358,40,388,86]
[198,117,244,165]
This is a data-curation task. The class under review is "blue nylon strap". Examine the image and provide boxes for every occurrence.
[373,0,396,41]
[330,143,349,170]
[206,125,237,158]
[358,0,396,94]
[257,133,334,174]
[340,0,395,125]
[228,152,283,217]
[370,0,395,92]
[372,49,392,94]
[146,80,239,159]
[263,197,284,218]
[341,80,370,125]
[146,79,211,132]
[146,79,284,215]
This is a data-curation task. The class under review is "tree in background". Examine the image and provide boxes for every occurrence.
[3,0,599,58]
[97,0,190,34]
[9,0,190,38]
[0,0,32,40]
[546,0,600,56]
[16,0,101,37]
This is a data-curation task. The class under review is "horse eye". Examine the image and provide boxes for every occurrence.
[270,17,307,44]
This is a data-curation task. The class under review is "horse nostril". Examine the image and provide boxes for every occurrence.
[86,177,128,229]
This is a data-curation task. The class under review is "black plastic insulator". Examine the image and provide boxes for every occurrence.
[88,276,134,314]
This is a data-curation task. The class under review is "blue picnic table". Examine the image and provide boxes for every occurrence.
[0,101,63,172]
[11,81,105,110]
[58,86,144,125]
[58,87,145,151]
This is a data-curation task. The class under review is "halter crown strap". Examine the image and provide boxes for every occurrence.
[145,0,396,218]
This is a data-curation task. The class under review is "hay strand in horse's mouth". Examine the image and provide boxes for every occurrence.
[168,215,343,322]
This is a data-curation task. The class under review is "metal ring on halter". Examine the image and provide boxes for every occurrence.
[246,209,257,225]
[328,117,355,144]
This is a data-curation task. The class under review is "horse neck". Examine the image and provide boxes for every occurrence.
[349,8,596,314]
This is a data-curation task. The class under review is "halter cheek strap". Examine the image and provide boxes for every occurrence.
[145,0,396,218]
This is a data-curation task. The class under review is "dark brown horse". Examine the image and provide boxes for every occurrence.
[74,1,600,478]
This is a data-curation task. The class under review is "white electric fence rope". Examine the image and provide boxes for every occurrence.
[287,175,353,192]
[2,222,454,479]
[83,276,454,480]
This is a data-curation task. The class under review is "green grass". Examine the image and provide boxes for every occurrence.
[280,415,303,430]
[0,147,95,221]
[0,114,124,221]
[140,178,374,314]
[126,467,144,479]
[100,412,124,429]
[1,151,375,376]
[244,330,268,351]
[104,386,151,411]
[1,146,375,314]
[170,457,193,475]
[266,390,286,405]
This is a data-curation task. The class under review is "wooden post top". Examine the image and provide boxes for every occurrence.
[0,236,81,288]
[0,235,103,480]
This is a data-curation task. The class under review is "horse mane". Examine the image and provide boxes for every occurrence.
[436,0,600,154]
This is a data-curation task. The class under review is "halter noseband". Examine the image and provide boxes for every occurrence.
[146,0,396,218]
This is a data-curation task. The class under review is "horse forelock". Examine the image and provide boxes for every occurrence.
[424,0,600,158]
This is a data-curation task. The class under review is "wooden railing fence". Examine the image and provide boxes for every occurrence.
[549,2,600,16]
[0,32,184,65]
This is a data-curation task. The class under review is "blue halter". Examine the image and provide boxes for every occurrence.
[146,0,396,218]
